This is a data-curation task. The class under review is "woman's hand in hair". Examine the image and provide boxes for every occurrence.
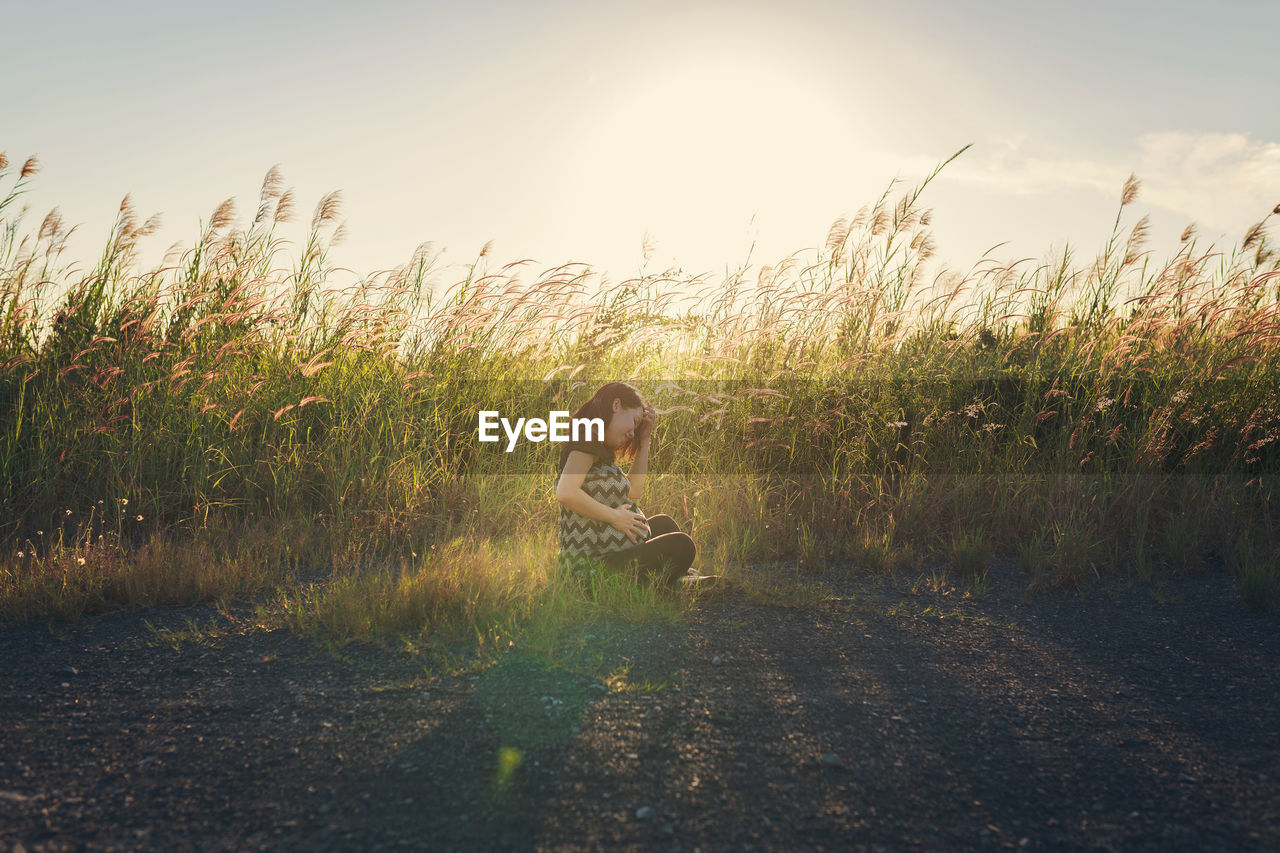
[635,403,656,445]
[611,503,650,543]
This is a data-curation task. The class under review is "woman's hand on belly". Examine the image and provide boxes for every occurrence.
[609,504,650,543]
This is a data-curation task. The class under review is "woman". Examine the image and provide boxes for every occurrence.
[554,381,696,586]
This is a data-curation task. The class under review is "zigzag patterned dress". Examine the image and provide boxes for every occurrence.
[557,449,649,578]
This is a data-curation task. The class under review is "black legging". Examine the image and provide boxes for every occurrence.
[600,514,696,586]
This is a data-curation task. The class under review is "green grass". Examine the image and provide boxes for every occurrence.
[2,146,1280,641]
[948,531,988,581]
[1227,532,1279,613]
[137,615,225,652]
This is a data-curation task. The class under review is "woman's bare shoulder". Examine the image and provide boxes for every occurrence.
[558,448,599,476]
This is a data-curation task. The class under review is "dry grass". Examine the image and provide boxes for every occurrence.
[3,145,1279,636]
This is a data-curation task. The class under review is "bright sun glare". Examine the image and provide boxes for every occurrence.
[557,49,869,273]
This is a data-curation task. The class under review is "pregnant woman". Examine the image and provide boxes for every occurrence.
[554,381,697,587]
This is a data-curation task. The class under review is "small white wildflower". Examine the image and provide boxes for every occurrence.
[76,557,86,566]
[887,421,908,429]
[135,515,144,521]
[16,551,24,558]
[119,498,129,506]
[64,509,72,516]
[1094,397,1114,412]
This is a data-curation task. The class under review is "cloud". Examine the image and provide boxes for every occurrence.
[926,131,1278,238]
[931,134,1122,198]
[1133,131,1280,233]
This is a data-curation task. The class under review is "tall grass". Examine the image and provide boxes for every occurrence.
[2,146,1279,628]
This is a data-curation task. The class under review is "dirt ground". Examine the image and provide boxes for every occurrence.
[2,559,1277,852]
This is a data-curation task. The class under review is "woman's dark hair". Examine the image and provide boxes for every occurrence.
[557,381,645,472]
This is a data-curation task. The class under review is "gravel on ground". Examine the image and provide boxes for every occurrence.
[2,559,1277,852]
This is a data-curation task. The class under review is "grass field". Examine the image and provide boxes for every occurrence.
[2,146,1278,644]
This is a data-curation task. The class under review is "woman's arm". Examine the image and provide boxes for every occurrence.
[627,404,655,501]
[627,438,649,501]
[556,450,649,542]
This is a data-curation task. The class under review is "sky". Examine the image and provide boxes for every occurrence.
[3,0,1278,289]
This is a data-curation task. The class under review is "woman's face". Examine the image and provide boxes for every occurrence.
[604,401,644,449]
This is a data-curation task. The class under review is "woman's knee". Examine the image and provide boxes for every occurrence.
[602,532,697,581]
[645,514,680,537]
[651,531,695,567]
